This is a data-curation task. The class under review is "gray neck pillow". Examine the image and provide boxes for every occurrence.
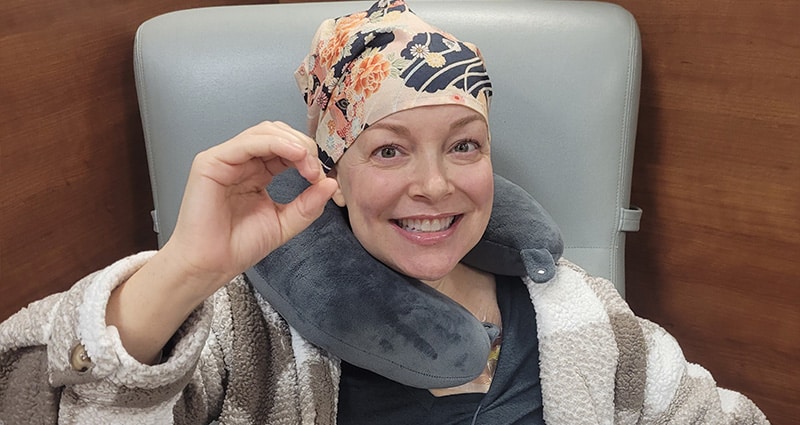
[246,170,562,389]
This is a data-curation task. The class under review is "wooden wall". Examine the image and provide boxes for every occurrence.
[0,1,272,318]
[1,0,797,424]
[611,1,799,424]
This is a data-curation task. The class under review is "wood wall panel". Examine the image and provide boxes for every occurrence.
[0,0,274,321]
[609,1,799,424]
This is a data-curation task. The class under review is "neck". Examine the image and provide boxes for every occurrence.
[424,263,503,397]
[422,263,500,325]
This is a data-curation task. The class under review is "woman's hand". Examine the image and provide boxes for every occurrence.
[161,121,338,296]
[107,121,337,364]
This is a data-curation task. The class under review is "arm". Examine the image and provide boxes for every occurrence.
[106,121,337,364]
[2,121,337,423]
[1,255,277,424]
[1,253,217,424]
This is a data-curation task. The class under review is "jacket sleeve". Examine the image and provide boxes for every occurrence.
[531,260,769,425]
[635,317,769,424]
[0,252,232,424]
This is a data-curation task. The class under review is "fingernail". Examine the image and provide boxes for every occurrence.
[289,141,307,152]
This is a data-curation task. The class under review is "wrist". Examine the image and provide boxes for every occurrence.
[154,240,234,303]
[106,246,229,364]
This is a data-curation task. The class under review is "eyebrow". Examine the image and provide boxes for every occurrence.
[449,113,486,130]
[368,111,485,136]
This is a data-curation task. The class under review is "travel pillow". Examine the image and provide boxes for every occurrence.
[246,170,563,389]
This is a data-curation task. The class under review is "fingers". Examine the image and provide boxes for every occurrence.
[266,121,327,184]
[198,121,326,186]
[248,121,324,183]
[206,130,306,169]
[269,121,318,153]
[278,177,339,241]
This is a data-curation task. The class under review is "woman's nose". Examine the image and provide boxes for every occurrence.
[410,158,453,201]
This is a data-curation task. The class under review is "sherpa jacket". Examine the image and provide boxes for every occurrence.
[0,251,768,424]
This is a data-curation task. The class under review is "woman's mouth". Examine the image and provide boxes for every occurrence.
[393,215,460,233]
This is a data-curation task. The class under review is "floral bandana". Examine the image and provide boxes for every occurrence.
[295,0,493,171]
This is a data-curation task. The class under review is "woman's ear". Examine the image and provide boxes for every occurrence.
[328,168,347,207]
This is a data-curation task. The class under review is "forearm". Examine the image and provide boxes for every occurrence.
[106,245,226,364]
[2,253,222,422]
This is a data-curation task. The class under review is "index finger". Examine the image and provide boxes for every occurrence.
[254,121,326,183]
[253,121,327,183]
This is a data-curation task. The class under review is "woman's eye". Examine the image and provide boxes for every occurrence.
[378,146,398,158]
[453,140,479,153]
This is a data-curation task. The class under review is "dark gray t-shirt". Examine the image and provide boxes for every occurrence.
[337,275,544,424]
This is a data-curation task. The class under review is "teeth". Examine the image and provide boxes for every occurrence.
[397,216,456,232]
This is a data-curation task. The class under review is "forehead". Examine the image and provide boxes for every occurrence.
[367,104,487,131]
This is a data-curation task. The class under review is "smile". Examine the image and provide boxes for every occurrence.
[394,215,460,233]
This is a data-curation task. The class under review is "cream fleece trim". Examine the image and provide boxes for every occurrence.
[75,251,214,389]
[76,251,156,378]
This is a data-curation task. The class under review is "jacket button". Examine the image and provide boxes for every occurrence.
[69,343,93,373]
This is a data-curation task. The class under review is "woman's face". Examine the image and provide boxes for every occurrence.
[332,104,493,281]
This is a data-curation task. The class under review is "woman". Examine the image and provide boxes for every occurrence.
[0,1,767,423]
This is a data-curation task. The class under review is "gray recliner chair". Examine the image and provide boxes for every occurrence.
[134,0,642,296]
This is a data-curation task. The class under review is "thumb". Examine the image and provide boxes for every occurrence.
[278,177,339,241]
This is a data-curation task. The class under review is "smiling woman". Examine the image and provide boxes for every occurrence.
[332,105,494,282]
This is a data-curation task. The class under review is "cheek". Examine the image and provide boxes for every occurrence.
[459,163,494,207]
[341,171,400,221]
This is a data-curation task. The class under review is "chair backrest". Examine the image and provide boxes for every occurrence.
[134,0,641,296]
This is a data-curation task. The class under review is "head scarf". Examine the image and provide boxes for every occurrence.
[295,0,493,171]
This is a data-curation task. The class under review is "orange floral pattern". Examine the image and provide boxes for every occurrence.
[319,12,367,69]
[350,53,391,97]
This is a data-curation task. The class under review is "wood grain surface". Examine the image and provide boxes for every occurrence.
[0,1,273,318]
[611,1,799,423]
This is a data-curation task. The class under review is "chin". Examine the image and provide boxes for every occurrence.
[392,258,461,282]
